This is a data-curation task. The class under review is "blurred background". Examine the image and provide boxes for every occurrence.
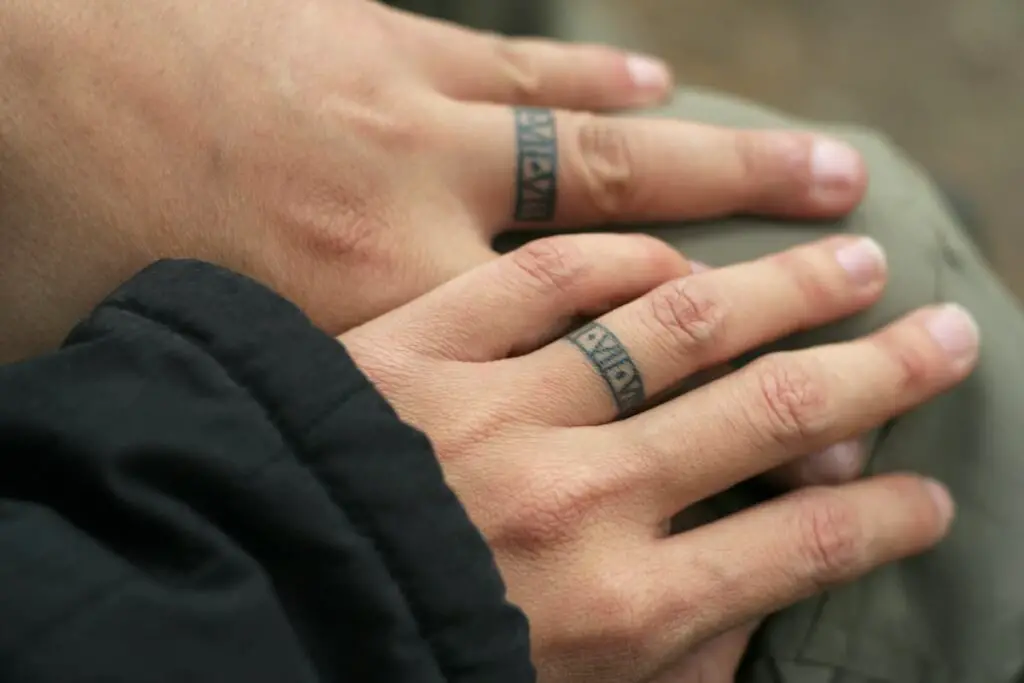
[390,0,1023,299]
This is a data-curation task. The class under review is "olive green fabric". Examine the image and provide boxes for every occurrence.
[505,89,1024,683]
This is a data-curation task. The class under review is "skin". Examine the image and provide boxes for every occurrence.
[0,1,943,677]
[0,0,866,363]
[341,233,977,682]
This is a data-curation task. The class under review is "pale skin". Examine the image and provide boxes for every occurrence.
[341,233,977,682]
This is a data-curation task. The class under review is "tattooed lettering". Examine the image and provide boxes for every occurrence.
[513,107,558,222]
[567,322,645,415]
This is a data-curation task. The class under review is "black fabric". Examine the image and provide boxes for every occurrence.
[0,260,534,683]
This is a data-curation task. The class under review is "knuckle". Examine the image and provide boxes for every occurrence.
[491,36,542,102]
[874,333,935,393]
[571,113,638,218]
[277,186,383,261]
[773,246,840,311]
[345,90,434,154]
[647,276,725,352]
[508,237,590,296]
[751,355,829,445]
[735,131,775,186]
[794,491,865,585]
[495,470,595,550]
[374,112,427,152]
[583,570,657,657]
[735,131,811,201]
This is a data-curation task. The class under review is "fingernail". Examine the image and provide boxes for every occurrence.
[811,138,861,190]
[835,237,887,287]
[802,440,866,484]
[626,53,671,91]
[925,479,956,525]
[925,304,980,361]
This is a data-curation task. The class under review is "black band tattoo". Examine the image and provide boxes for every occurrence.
[566,322,646,414]
[513,107,558,222]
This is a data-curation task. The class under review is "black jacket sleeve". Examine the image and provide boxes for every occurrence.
[0,260,534,683]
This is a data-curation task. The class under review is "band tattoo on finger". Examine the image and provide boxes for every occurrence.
[567,322,645,414]
[514,107,558,222]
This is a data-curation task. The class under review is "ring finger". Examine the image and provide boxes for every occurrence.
[448,103,867,229]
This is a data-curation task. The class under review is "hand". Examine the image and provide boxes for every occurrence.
[0,0,866,361]
[341,233,976,682]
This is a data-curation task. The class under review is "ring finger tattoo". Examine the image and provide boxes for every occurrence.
[513,107,559,221]
[566,321,646,415]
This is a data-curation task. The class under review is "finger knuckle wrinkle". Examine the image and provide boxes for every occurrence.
[737,130,808,192]
[509,237,589,296]
[774,248,838,311]
[796,493,864,584]
[878,335,933,392]
[735,132,771,189]
[493,37,542,101]
[755,357,828,443]
[649,277,723,350]
[573,114,637,217]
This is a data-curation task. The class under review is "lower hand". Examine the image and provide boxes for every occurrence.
[341,233,975,682]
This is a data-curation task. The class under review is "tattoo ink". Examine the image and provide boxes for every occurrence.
[566,322,645,415]
[513,107,558,222]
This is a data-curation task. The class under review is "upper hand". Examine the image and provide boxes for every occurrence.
[341,233,975,682]
[1,0,865,359]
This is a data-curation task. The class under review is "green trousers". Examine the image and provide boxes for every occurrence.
[385,3,1024,681]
